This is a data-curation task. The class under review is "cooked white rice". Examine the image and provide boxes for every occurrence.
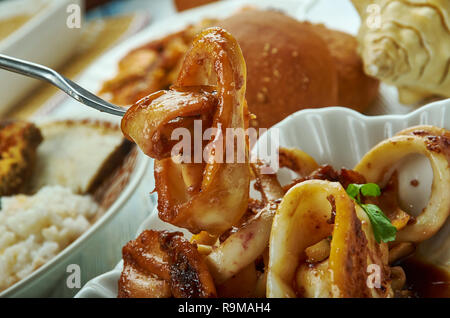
[0,185,98,292]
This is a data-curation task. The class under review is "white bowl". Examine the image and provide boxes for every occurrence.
[0,146,152,298]
[0,0,83,115]
[75,98,450,298]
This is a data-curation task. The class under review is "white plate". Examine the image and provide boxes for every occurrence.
[76,98,450,298]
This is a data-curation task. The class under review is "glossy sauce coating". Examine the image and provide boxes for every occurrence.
[401,257,450,298]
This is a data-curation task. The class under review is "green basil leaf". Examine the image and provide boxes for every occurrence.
[360,183,381,197]
[361,204,397,243]
[346,184,362,201]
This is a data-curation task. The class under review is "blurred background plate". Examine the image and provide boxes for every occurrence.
[0,0,83,115]
[32,0,313,121]
[0,137,152,298]
[32,0,424,123]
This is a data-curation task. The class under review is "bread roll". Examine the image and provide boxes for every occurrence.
[217,10,339,128]
[306,23,379,113]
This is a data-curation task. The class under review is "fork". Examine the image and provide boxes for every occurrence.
[0,54,126,116]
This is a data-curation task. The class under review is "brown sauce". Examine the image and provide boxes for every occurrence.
[400,257,450,298]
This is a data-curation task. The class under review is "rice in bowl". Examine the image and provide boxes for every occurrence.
[0,185,98,292]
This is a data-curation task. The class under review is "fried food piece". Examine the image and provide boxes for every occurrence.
[0,120,42,196]
[278,147,319,177]
[121,87,217,160]
[118,230,216,298]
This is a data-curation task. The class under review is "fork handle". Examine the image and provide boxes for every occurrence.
[0,54,78,94]
[0,54,126,116]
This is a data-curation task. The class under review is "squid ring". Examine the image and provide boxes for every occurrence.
[267,180,391,298]
[354,125,450,243]
[122,27,250,234]
[203,162,284,284]
[206,201,277,284]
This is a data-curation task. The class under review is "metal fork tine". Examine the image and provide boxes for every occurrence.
[64,78,126,116]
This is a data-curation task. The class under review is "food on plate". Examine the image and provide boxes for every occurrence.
[267,180,391,297]
[101,9,379,128]
[118,28,449,297]
[27,120,133,194]
[122,27,250,235]
[0,185,98,292]
[0,120,42,196]
[352,0,450,104]
[99,19,215,106]
[0,119,136,293]
[354,125,450,243]
[118,230,216,298]
[120,124,450,298]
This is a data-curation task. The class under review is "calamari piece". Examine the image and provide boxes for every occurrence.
[122,87,217,160]
[251,161,285,204]
[206,201,278,284]
[118,230,216,298]
[122,27,249,235]
[205,163,284,284]
[354,125,450,243]
[216,262,260,298]
[279,147,319,176]
[267,180,392,298]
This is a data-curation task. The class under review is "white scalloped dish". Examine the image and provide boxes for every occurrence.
[76,99,450,298]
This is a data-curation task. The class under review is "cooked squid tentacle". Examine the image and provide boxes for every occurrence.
[389,242,415,264]
[252,160,285,204]
[278,147,319,176]
[205,163,284,284]
[122,27,250,234]
[354,125,450,243]
[267,180,392,298]
[118,230,216,298]
[122,87,217,160]
[206,201,278,284]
